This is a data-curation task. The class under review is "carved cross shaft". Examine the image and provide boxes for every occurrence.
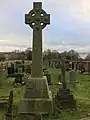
[61,58,67,89]
[25,2,50,77]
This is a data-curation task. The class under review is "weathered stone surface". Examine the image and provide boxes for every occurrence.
[7,63,14,76]
[68,70,77,88]
[69,70,76,82]
[17,68,23,73]
[19,114,42,120]
[44,70,51,85]
[24,76,50,98]
[19,93,53,114]
[55,88,76,109]
[19,78,53,114]
[19,2,53,115]
[25,2,50,78]
[24,64,31,74]
[60,58,67,89]
[19,78,52,113]
[65,61,70,71]
[55,58,76,109]
[12,73,24,85]
[43,61,49,69]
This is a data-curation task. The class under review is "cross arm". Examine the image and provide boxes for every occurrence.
[25,14,35,24]
[41,14,50,24]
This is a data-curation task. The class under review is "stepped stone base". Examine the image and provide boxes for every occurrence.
[18,76,53,114]
[55,88,76,109]
[18,114,42,120]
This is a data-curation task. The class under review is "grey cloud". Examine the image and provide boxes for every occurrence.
[0,0,90,53]
[0,41,30,48]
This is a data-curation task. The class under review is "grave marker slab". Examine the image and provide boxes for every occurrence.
[69,70,77,88]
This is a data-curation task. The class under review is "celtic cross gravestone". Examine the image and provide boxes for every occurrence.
[19,2,53,115]
[25,2,50,77]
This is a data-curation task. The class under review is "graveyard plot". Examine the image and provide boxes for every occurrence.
[0,71,24,119]
[0,68,90,120]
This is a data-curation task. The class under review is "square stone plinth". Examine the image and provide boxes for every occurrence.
[18,76,53,114]
[19,91,53,114]
[55,88,76,109]
[24,76,50,98]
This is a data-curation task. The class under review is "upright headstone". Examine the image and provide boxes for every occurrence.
[19,2,53,116]
[55,58,76,109]
[17,67,23,73]
[77,62,79,70]
[69,70,77,88]
[7,63,14,76]
[25,63,31,74]
[65,61,70,71]
[83,62,90,75]
[43,61,49,69]
[69,62,72,70]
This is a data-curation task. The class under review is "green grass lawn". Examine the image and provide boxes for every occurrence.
[0,68,90,120]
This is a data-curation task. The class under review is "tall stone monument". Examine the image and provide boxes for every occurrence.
[19,2,53,115]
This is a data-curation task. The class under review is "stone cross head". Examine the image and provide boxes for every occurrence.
[25,2,50,29]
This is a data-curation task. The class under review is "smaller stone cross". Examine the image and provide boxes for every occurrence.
[61,58,67,89]
[25,2,50,77]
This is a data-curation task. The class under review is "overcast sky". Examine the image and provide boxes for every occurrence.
[0,0,90,53]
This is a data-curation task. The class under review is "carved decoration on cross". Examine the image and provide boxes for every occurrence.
[25,2,50,29]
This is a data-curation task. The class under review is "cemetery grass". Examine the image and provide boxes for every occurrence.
[0,69,90,120]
